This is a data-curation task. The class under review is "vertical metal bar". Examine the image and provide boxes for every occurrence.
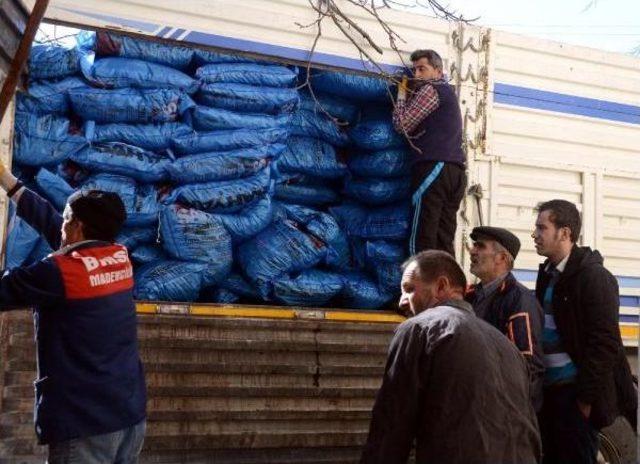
[0,0,51,124]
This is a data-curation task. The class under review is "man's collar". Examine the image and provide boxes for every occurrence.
[477,272,508,294]
[545,253,570,273]
[51,239,109,257]
[440,298,474,313]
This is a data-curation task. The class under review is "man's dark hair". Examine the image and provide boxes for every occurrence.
[536,199,582,243]
[410,49,443,71]
[402,250,467,289]
[67,190,127,242]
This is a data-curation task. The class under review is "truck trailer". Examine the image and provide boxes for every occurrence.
[0,0,638,462]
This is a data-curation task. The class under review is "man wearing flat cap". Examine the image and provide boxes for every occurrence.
[465,226,545,411]
[0,165,146,463]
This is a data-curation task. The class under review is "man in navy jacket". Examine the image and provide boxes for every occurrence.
[0,164,146,463]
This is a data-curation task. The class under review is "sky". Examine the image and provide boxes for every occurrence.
[428,0,640,56]
[36,0,640,56]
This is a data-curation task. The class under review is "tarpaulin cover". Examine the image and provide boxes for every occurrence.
[71,142,172,183]
[162,167,272,213]
[14,112,87,166]
[171,128,289,155]
[196,83,299,114]
[167,145,281,183]
[87,121,193,151]
[347,148,411,178]
[343,176,411,205]
[196,63,297,87]
[134,260,207,301]
[273,269,344,306]
[159,204,232,285]
[68,87,194,124]
[87,57,198,93]
[190,106,291,131]
[276,136,347,179]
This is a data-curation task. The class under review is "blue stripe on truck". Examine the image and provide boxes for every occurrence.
[494,83,640,125]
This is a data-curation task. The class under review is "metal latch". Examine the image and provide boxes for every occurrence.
[294,309,325,320]
[156,303,190,315]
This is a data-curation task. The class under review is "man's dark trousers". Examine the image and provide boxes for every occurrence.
[538,383,599,464]
[410,160,466,255]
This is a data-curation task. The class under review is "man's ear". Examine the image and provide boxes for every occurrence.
[435,275,449,297]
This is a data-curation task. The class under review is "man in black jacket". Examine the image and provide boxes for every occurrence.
[533,199,636,464]
[465,226,545,411]
[361,250,541,464]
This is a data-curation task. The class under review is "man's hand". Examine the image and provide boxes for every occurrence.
[577,400,591,420]
[397,75,409,103]
[0,163,19,194]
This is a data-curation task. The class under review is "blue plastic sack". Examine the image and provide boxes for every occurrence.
[196,83,299,114]
[34,168,74,211]
[276,136,347,179]
[330,202,410,240]
[290,110,349,147]
[131,244,166,265]
[348,148,411,178]
[375,262,402,295]
[339,272,392,309]
[196,63,297,87]
[4,215,40,269]
[162,167,272,213]
[214,195,273,243]
[68,87,195,124]
[349,119,405,150]
[278,203,350,270]
[219,273,261,300]
[167,144,282,184]
[81,174,159,227]
[274,174,339,206]
[273,269,344,306]
[200,286,240,304]
[238,219,327,298]
[87,57,198,93]
[29,44,82,80]
[116,227,157,249]
[17,77,89,116]
[95,31,194,70]
[190,106,291,131]
[365,240,405,264]
[171,127,288,155]
[193,48,263,66]
[87,121,193,151]
[159,204,232,286]
[311,70,391,102]
[343,176,411,205]
[134,260,207,301]
[14,113,87,166]
[70,142,171,183]
[298,91,360,124]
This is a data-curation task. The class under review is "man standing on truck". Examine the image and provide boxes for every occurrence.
[465,226,545,411]
[0,164,147,463]
[392,49,466,257]
[361,250,541,464]
[532,199,637,464]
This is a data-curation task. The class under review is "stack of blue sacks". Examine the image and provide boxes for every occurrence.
[7,31,410,309]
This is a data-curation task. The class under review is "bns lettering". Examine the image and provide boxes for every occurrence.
[78,250,130,272]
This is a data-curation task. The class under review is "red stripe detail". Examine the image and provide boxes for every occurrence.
[54,245,134,300]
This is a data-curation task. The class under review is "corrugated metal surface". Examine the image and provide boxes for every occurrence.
[0,0,28,81]
[0,309,398,463]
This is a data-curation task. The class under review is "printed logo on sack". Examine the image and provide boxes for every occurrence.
[54,245,134,300]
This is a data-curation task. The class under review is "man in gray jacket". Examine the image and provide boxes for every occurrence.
[361,250,541,464]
